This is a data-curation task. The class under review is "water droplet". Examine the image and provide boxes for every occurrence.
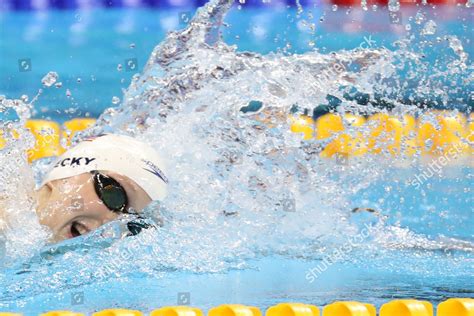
[361,0,368,10]
[415,11,425,24]
[332,4,338,11]
[112,96,121,104]
[388,0,400,12]
[405,24,412,31]
[20,95,29,102]
[41,71,59,87]
[66,89,72,98]
[55,82,63,88]
[117,64,123,72]
[130,43,136,49]
[421,20,437,35]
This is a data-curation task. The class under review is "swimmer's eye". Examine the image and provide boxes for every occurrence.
[70,221,89,238]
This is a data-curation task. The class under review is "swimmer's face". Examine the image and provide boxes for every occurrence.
[36,171,152,243]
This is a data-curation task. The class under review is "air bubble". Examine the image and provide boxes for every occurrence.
[388,0,400,12]
[41,71,59,87]
[421,20,437,35]
[112,96,121,104]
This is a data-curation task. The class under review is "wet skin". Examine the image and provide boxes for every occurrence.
[36,171,152,243]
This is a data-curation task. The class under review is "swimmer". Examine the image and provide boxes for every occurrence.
[1,134,168,243]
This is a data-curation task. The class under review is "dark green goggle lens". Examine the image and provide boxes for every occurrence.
[101,184,127,211]
[92,171,129,213]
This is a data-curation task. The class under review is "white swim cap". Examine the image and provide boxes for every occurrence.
[41,134,168,201]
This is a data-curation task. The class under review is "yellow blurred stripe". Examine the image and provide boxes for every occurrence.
[41,311,85,316]
[62,118,96,148]
[25,120,62,163]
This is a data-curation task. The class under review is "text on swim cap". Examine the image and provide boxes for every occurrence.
[142,159,169,184]
[54,157,96,168]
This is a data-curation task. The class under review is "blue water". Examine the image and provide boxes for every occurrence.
[1,6,473,121]
[0,165,472,314]
[1,3,473,315]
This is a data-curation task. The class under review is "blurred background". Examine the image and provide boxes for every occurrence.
[0,0,472,122]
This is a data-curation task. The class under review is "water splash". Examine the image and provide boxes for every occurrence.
[0,0,473,303]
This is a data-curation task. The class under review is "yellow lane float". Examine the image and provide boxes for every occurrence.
[289,115,314,140]
[266,303,320,316]
[24,120,62,163]
[92,309,143,316]
[151,306,203,316]
[323,301,376,316]
[209,305,261,316]
[3,298,474,316]
[41,312,85,316]
[291,111,472,159]
[0,118,96,163]
[0,298,474,316]
[366,113,417,156]
[437,298,474,316]
[379,300,433,316]
[63,118,96,147]
[0,112,472,162]
[417,111,468,156]
[314,113,367,158]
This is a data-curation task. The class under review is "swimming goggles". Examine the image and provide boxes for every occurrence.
[91,170,129,214]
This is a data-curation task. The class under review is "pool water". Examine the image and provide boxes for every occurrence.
[0,0,473,314]
[1,5,473,120]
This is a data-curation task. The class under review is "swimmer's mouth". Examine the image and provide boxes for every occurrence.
[126,216,154,236]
